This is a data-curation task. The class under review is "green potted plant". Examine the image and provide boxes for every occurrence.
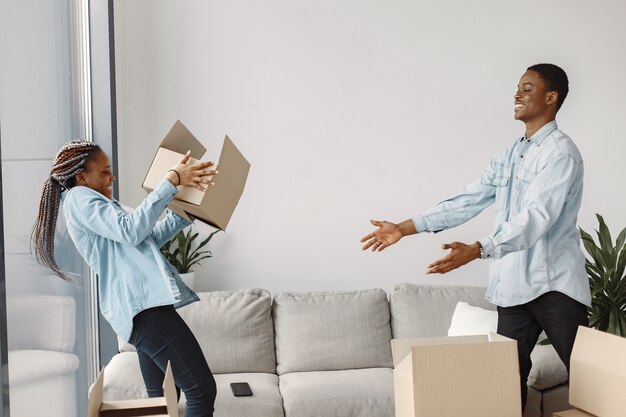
[580,214,626,336]
[160,227,219,289]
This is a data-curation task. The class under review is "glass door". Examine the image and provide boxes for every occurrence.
[0,0,109,415]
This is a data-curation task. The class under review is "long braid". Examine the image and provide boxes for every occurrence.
[31,140,102,282]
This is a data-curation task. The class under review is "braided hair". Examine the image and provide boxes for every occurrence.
[31,140,103,282]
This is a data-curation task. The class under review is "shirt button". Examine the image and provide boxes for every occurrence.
[520,155,524,158]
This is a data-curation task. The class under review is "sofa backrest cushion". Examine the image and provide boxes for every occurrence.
[120,288,276,374]
[6,295,76,352]
[181,289,276,374]
[390,283,493,338]
[273,288,393,375]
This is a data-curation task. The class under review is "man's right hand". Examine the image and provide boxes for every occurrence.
[360,219,404,252]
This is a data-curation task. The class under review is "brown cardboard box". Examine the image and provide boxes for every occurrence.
[88,362,177,417]
[143,120,250,230]
[552,326,626,417]
[392,333,521,417]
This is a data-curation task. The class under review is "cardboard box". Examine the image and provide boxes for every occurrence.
[88,361,177,417]
[392,333,521,417]
[552,326,626,417]
[143,120,250,230]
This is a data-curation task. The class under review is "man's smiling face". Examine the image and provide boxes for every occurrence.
[514,70,553,123]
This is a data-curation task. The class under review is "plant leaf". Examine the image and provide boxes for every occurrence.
[188,255,213,269]
[596,214,613,253]
[615,226,626,257]
[196,230,220,251]
[615,244,626,282]
[580,228,606,272]
[187,251,211,265]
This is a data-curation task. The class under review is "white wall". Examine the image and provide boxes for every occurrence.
[114,0,626,295]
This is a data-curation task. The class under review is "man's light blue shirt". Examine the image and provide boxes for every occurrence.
[63,179,199,342]
[413,121,591,307]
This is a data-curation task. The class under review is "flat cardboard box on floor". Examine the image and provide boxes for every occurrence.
[552,326,626,417]
[88,362,178,417]
[392,333,521,417]
[143,120,250,230]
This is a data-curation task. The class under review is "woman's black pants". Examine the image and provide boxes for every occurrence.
[130,305,217,417]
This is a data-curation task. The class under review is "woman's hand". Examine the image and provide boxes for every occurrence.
[166,151,218,191]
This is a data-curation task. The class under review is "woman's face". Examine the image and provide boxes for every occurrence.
[76,151,116,199]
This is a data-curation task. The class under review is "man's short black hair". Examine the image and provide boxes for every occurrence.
[527,63,569,112]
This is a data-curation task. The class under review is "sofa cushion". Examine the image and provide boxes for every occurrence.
[103,352,145,400]
[8,350,79,389]
[390,283,493,338]
[273,289,393,375]
[119,289,277,374]
[279,368,393,417]
[198,373,284,417]
[7,295,76,352]
[528,345,568,390]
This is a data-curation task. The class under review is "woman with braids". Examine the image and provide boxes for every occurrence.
[32,140,218,417]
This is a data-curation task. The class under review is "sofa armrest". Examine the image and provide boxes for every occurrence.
[6,295,76,352]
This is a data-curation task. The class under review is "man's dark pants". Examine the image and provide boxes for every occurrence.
[497,291,588,412]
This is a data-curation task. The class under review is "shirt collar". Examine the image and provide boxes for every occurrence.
[63,185,121,206]
[523,120,558,147]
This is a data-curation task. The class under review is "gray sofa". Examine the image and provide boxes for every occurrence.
[102,284,571,417]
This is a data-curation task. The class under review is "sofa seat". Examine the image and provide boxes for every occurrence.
[8,349,79,388]
[279,368,394,417]
[9,350,79,417]
[203,373,283,417]
[104,351,284,417]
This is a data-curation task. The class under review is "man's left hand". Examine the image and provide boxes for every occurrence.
[426,242,480,274]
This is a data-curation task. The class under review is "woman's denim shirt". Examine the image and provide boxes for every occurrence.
[63,178,199,342]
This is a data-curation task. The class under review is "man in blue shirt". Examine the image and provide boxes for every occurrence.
[361,63,590,411]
